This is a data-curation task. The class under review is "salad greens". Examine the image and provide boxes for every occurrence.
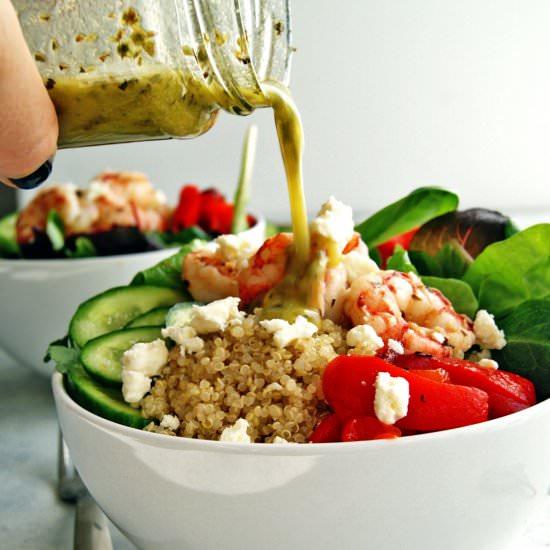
[355,187,459,248]
[48,186,550,404]
[375,192,550,399]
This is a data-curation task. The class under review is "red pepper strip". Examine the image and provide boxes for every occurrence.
[409,368,450,384]
[199,188,235,235]
[309,413,342,443]
[341,417,401,442]
[171,184,201,231]
[390,354,536,418]
[376,227,419,266]
[322,355,489,431]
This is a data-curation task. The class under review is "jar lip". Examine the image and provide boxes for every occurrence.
[191,0,293,114]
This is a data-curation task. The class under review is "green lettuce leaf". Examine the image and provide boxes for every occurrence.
[492,300,550,399]
[355,187,459,248]
[463,224,550,318]
[131,239,206,289]
[421,276,478,318]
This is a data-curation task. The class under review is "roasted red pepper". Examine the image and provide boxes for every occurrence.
[389,354,536,418]
[376,227,418,266]
[309,413,342,443]
[322,355,489,432]
[341,416,401,442]
[171,184,201,231]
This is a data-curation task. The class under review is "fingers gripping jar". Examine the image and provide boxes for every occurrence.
[14,0,292,147]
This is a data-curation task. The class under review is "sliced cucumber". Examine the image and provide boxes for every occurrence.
[126,306,170,328]
[69,285,184,348]
[0,212,20,257]
[65,363,150,429]
[165,301,201,327]
[81,326,163,385]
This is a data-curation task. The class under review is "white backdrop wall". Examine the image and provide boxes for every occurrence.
[19,0,550,221]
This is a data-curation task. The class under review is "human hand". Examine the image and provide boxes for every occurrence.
[0,0,58,189]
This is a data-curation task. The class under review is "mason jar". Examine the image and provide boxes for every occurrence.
[13,0,292,147]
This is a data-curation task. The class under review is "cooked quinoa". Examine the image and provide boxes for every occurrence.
[142,310,349,443]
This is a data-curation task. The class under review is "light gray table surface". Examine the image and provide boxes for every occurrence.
[1,348,550,550]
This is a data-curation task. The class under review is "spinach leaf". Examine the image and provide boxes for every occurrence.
[131,239,206,289]
[421,276,478,318]
[65,237,97,258]
[434,240,472,279]
[492,300,550,399]
[146,226,209,248]
[386,245,418,274]
[463,224,550,318]
[355,187,459,248]
[408,250,442,277]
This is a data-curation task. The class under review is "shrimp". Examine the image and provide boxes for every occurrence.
[343,271,476,357]
[16,184,82,244]
[86,171,170,233]
[183,243,241,303]
[238,233,293,307]
[16,172,170,244]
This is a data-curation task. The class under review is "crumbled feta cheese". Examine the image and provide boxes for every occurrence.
[474,310,506,350]
[215,227,264,268]
[346,324,384,353]
[120,339,169,404]
[387,339,405,355]
[121,339,169,377]
[341,248,379,281]
[160,414,181,431]
[310,197,355,251]
[162,325,204,355]
[121,370,152,404]
[374,372,410,425]
[220,418,251,443]
[478,358,499,370]
[260,315,318,348]
[190,297,244,334]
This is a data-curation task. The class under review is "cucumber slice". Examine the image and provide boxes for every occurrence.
[126,306,170,328]
[70,285,184,348]
[65,363,150,429]
[0,212,20,257]
[165,301,201,327]
[81,326,163,385]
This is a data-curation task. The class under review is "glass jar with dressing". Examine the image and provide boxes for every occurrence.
[13,0,292,148]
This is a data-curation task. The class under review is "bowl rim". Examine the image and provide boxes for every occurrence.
[52,371,550,456]
[0,246,178,267]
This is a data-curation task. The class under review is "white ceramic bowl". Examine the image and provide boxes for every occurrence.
[0,248,175,376]
[52,371,550,550]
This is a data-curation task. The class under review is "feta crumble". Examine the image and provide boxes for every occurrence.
[160,414,181,431]
[478,358,499,370]
[260,315,318,348]
[161,325,204,355]
[346,324,384,354]
[190,297,244,334]
[474,310,506,350]
[342,250,380,281]
[374,372,410,425]
[121,370,152,405]
[387,339,404,355]
[310,197,355,251]
[220,418,251,443]
[121,339,169,404]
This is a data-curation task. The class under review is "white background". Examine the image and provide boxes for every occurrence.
[22,0,550,223]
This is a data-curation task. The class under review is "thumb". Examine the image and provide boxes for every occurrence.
[0,0,58,188]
